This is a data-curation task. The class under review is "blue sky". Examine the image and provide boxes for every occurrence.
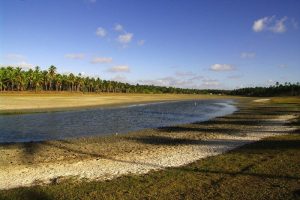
[1,0,300,89]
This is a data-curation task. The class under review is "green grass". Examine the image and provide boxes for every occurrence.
[0,97,299,200]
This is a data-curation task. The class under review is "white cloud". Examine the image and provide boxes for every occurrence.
[252,16,289,33]
[138,75,222,89]
[3,54,35,69]
[279,64,288,68]
[117,33,133,44]
[137,40,145,46]
[1,61,34,69]
[241,52,256,59]
[202,79,220,87]
[64,53,85,60]
[111,75,129,82]
[138,76,195,88]
[17,61,34,69]
[253,17,271,32]
[175,71,194,77]
[271,16,288,33]
[114,24,123,32]
[210,64,235,72]
[96,27,107,37]
[91,57,113,64]
[5,54,26,61]
[108,65,130,73]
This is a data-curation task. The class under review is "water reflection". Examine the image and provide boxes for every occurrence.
[0,99,236,143]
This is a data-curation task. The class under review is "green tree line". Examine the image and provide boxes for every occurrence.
[0,66,222,94]
[230,82,300,96]
[1,66,298,96]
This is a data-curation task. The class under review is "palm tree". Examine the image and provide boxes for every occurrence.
[26,68,34,90]
[0,68,5,91]
[33,66,42,92]
[2,65,298,96]
[42,70,49,91]
[54,74,62,91]
[89,77,95,92]
[75,73,84,92]
[48,65,57,91]
[95,77,102,93]
[68,73,75,91]
[14,67,24,91]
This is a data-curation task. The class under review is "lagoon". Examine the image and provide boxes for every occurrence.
[0,99,236,143]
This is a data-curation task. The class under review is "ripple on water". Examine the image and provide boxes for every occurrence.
[0,99,237,143]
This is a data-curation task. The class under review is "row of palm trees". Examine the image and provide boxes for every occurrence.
[0,66,211,94]
[230,82,300,96]
[2,66,297,96]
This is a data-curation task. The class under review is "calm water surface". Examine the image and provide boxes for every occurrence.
[0,99,237,143]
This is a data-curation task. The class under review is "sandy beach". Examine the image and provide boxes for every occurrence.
[0,93,228,114]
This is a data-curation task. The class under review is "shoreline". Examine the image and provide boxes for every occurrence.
[0,93,235,115]
[0,98,298,190]
[0,99,237,144]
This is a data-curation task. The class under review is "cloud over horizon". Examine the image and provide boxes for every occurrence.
[175,71,194,77]
[0,61,34,69]
[241,52,256,59]
[91,57,113,64]
[114,23,123,32]
[64,53,85,60]
[96,27,107,37]
[279,64,288,68]
[5,54,27,61]
[3,53,34,69]
[117,33,133,44]
[108,65,130,73]
[210,64,235,72]
[202,79,220,87]
[110,75,129,83]
[137,73,221,89]
[252,16,289,33]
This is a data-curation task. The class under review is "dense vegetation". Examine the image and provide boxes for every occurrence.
[230,82,300,97]
[0,66,223,94]
[0,66,299,96]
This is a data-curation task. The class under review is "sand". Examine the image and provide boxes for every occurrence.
[0,93,226,113]
[253,98,270,102]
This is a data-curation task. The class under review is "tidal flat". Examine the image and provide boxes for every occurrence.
[0,97,299,200]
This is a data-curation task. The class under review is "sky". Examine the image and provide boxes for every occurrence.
[1,0,300,89]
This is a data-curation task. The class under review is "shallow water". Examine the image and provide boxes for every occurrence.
[0,99,237,143]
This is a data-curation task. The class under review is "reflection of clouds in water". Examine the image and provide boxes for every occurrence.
[0,100,237,143]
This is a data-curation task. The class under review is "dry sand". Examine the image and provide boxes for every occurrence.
[0,93,225,113]
[253,98,270,103]
[0,114,296,190]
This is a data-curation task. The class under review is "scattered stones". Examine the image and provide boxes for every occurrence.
[0,114,296,190]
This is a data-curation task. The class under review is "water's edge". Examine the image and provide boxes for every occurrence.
[0,99,237,143]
